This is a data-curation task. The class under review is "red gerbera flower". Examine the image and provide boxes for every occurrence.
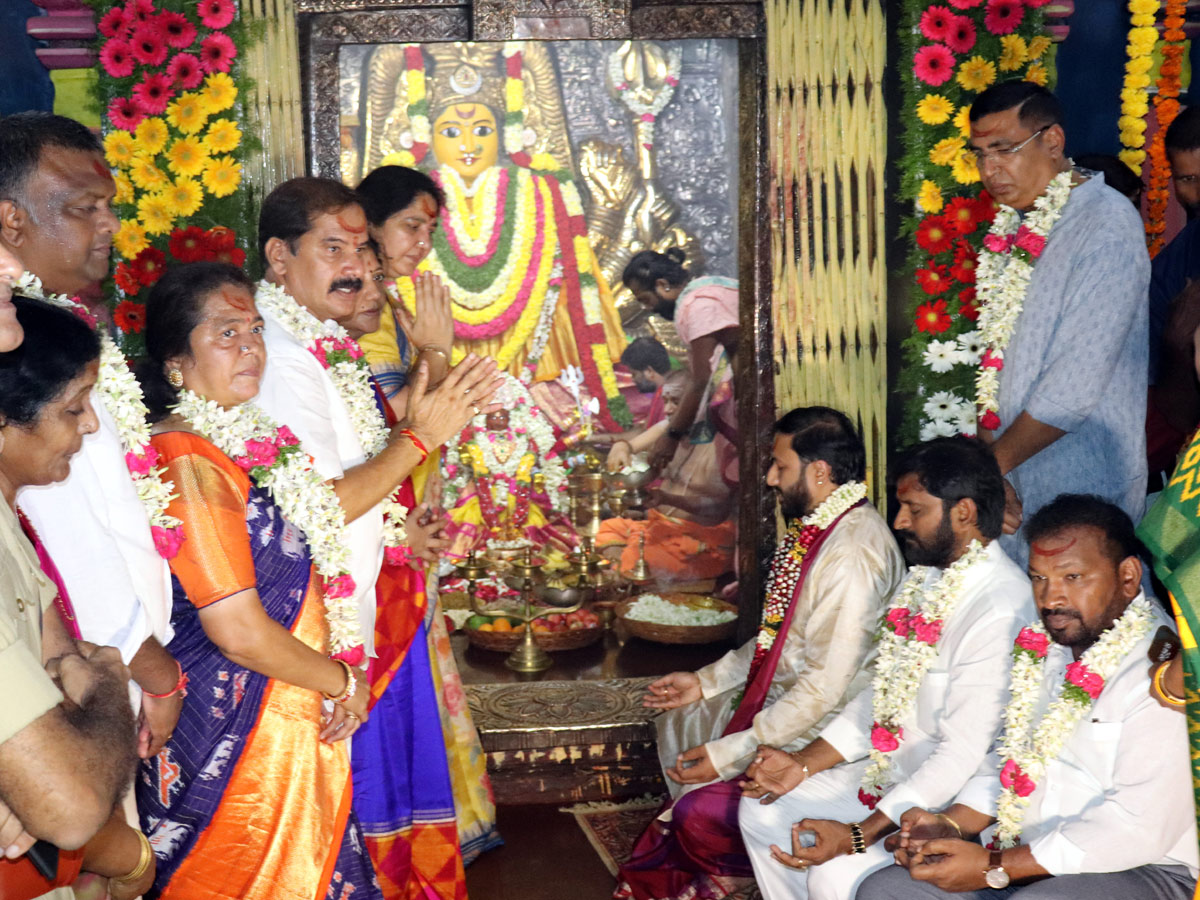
[159,11,197,50]
[946,0,983,7]
[113,262,141,297]
[913,44,956,87]
[130,247,167,286]
[199,32,237,74]
[98,6,131,39]
[132,71,174,115]
[99,40,135,79]
[944,197,981,234]
[1023,0,1050,6]
[943,14,977,54]
[113,300,146,334]
[916,215,955,255]
[951,245,978,284]
[919,5,954,42]
[984,0,1024,35]
[197,0,236,29]
[958,287,980,321]
[167,53,204,90]
[915,298,953,333]
[129,24,169,67]
[107,96,144,132]
[205,226,237,253]
[169,226,210,262]
[916,262,951,296]
[975,190,1000,223]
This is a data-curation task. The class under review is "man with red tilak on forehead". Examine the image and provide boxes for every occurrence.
[858,494,1197,900]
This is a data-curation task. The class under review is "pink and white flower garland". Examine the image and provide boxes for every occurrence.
[608,45,682,149]
[992,594,1152,847]
[16,272,183,557]
[860,539,987,809]
[172,388,364,660]
[973,169,1072,431]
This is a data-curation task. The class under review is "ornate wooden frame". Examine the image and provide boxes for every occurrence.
[298,1,773,640]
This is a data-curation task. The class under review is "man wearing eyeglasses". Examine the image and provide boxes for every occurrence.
[965,81,1148,567]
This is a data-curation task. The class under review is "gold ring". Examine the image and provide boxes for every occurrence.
[472,405,481,416]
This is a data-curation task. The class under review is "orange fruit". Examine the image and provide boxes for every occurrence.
[477,623,493,632]
[492,619,512,633]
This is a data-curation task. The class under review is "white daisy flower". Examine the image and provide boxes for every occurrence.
[923,339,966,373]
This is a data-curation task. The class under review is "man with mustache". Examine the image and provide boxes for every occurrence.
[736,436,1034,900]
[858,494,1196,900]
[616,407,905,900]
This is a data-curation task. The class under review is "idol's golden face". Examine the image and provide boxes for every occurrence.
[432,104,499,184]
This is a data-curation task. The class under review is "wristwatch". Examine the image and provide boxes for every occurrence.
[984,849,1010,889]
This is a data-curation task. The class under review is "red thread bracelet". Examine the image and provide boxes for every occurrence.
[145,660,188,699]
[398,428,429,463]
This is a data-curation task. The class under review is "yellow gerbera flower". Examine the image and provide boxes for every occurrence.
[103,131,136,169]
[951,151,981,185]
[129,152,169,191]
[137,192,175,236]
[1027,36,1051,60]
[166,93,210,136]
[1025,62,1050,87]
[201,72,237,113]
[917,180,944,214]
[165,137,210,178]
[113,171,135,206]
[954,105,972,138]
[956,56,997,93]
[916,94,953,126]
[133,117,169,156]
[202,156,242,198]
[203,118,242,155]
[163,178,204,217]
[114,219,149,258]
[929,137,965,168]
[998,35,1027,73]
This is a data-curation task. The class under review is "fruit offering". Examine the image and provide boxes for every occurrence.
[529,609,601,633]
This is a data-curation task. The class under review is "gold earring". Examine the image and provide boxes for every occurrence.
[168,368,183,388]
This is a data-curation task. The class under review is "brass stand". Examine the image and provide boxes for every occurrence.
[626,531,651,583]
[504,547,553,673]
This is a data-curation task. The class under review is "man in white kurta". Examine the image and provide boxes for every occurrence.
[738,437,1035,900]
[858,497,1197,900]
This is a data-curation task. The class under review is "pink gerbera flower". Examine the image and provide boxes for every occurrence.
[197,0,236,29]
[946,0,984,7]
[99,39,135,78]
[132,71,174,115]
[98,6,131,39]
[913,43,956,86]
[167,52,204,90]
[199,32,237,73]
[919,5,954,42]
[944,14,977,54]
[158,10,197,50]
[129,24,169,67]
[984,0,1024,35]
[107,96,144,131]
[123,0,156,24]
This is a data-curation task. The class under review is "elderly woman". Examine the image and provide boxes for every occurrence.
[0,297,151,899]
[134,262,379,900]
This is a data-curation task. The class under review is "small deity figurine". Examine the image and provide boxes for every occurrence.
[441,373,574,557]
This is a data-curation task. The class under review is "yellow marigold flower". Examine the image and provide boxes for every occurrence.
[380,150,416,168]
[1128,26,1158,57]
[916,94,954,126]
[406,69,426,99]
[202,155,242,198]
[113,171,135,206]
[203,118,242,155]
[129,152,168,191]
[1119,149,1146,169]
[917,179,944,214]
[163,178,204,217]
[1119,115,1148,134]
[114,219,149,258]
[998,35,1027,73]
[951,151,981,185]
[167,93,210,136]
[1025,62,1050,87]
[103,131,136,169]
[165,137,210,178]
[1027,36,1051,60]
[201,72,237,113]
[1129,0,1157,14]
[1126,55,1154,75]
[505,78,524,112]
[1123,98,1149,119]
[954,105,972,138]
[137,191,175,236]
[956,56,997,93]
[929,136,965,168]
[133,117,168,156]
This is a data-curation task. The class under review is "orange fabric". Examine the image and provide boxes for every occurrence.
[0,847,84,899]
[595,510,736,580]
[367,822,465,900]
[369,560,428,708]
[151,431,256,608]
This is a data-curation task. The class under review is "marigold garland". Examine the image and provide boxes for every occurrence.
[1146,0,1187,256]
[1117,0,1159,174]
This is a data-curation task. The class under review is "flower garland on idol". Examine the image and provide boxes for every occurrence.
[859,539,988,809]
[15,272,183,558]
[992,595,1153,846]
[972,168,1071,432]
[254,281,409,559]
[171,390,364,661]
[608,45,682,149]
[745,482,868,688]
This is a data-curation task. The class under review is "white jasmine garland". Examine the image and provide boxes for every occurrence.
[171,389,364,657]
[801,480,868,530]
[15,272,183,555]
[860,540,988,805]
[254,281,408,549]
[608,45,683,147]
[992,595,1153,847]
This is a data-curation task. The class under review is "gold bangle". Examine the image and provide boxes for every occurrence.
[109,829,152,885]
[322,658,356,704]
[935,813,963,837]
[1154,660,1187,707]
